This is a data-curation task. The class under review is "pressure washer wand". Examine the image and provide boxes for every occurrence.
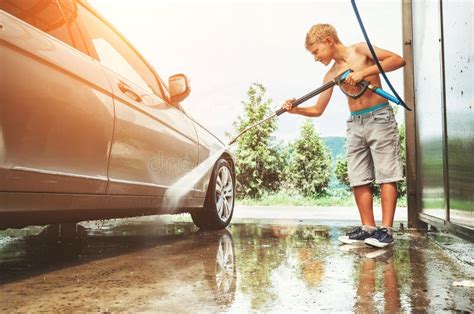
[228,79,337,146]
[227,68,403,146]
[274,80,336,116]
[228,113,278,146]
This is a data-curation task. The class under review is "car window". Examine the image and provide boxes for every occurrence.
[65,16,88,55]
[76,3,161,97]
[1,0,76,48]
[58,0,89,55]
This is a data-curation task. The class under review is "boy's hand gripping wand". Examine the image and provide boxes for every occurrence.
[228,69,401,145]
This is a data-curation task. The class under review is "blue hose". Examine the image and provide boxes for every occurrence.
[372,86,400,104]
[350,0,411,111]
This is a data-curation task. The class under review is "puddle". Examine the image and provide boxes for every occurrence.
[0,219,472,312]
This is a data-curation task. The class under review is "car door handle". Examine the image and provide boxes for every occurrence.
[117,81,142,102]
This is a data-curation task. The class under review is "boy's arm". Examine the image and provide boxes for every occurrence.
[345,43,406,84]
[283,71,334,117]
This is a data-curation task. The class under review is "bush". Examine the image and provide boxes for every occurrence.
[287,119,332,197]
[335,157,350,188]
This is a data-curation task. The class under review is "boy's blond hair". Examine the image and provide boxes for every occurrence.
[305,24,341,49]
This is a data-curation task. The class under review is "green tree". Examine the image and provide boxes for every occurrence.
[397,125,407,197]
[232,83,282,198]
[288,119,332,197]
[335,157,350,188]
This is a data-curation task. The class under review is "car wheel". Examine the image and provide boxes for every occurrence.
[191,158,234,230]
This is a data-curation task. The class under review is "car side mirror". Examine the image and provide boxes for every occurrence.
[169,73,190,104]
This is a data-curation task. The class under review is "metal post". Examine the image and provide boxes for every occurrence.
[439,0,450,223]
[402,0,426,229]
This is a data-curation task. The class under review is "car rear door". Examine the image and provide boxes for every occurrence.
[0,0,114,194]
[75,2,199,197]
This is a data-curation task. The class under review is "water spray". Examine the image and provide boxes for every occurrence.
[163,147,227,213]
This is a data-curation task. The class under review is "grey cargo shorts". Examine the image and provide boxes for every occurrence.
[346,104,404,187]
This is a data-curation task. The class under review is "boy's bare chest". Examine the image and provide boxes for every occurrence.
[333,53,372,73]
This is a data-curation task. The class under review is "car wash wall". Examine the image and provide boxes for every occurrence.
[404,0,473,238]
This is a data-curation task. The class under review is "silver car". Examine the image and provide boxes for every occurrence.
[0,0,235,229]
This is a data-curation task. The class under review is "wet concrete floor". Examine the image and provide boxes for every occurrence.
[0,217,473,312]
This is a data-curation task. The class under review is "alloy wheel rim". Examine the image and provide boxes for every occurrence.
[215,167,233,221]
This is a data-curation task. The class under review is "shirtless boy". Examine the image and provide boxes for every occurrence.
[282,24,406,248]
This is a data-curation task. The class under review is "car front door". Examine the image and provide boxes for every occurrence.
[0,0,114,194]
[76,3,199,197]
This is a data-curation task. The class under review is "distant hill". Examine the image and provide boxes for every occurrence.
[322,136,346,163]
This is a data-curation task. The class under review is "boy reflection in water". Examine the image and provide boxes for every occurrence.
[355,251,401,312]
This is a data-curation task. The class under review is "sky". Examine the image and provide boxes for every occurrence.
[89,0,404,143]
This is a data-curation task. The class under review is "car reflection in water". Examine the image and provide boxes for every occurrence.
[0,220,237,312]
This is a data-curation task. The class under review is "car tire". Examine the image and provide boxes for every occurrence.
[191,158,235,230]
